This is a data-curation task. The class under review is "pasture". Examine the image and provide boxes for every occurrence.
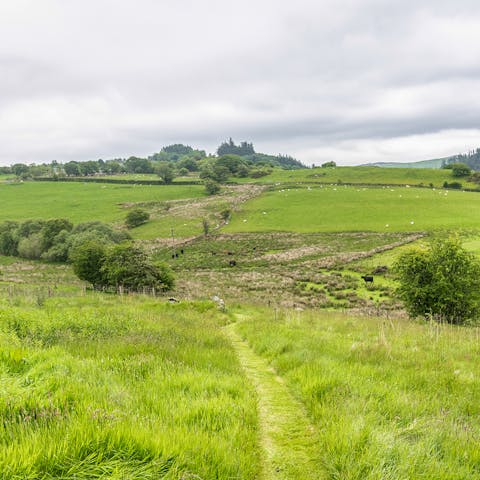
[237,165,478,189]
[224,185,480,233]
[0,181,205,239]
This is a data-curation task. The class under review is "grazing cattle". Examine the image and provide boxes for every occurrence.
[180,249,184,254]
[168,297,179,303]
[361,275,374,283]
[229,260,237,267]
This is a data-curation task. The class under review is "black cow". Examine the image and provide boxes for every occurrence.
[229,260,237,267]
[361,275,374,283]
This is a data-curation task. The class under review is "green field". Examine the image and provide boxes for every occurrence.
[225,185,480,233]
[0,182,205,239]
[236,166,478,189]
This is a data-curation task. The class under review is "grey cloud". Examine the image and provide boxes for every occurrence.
[1,0,480,165]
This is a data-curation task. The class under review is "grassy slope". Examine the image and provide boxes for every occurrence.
[224,185,480,233]
[0,296,259,479]
[237,309,480,479]
[236,166,477,189]
[0,182,204,239]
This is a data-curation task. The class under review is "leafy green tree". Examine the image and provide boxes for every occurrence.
[451,163,471,177]
[101,243,174,291]
[155,162,175,184]
[64,161,81,176]
[394,237,480,324]
[71,241,108,287]
[125,209,150,229]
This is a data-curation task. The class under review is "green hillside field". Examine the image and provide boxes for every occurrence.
[0,181,205,239]
[224,185,480,233]
[236,166,478,189]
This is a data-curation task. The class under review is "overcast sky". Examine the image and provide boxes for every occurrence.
[1,0,480,166]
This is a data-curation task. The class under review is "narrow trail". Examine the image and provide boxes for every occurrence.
[224,322,323,480]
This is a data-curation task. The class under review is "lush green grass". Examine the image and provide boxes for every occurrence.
[0,181,205,239]
[236,166,478,188]
[236,309,480,479]
[224,185,480,233]
[235,167,476,188]
[0,296,259,479]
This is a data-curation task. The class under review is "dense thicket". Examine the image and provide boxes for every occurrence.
[0,219,130,262]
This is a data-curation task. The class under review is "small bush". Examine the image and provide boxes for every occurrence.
[125,209,150,229]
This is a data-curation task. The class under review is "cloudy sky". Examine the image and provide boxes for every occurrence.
[1,0,480,166]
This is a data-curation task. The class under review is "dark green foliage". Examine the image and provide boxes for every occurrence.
[394,238,480,324]
[70,241,107,287]
[161,144,194,155]
[100,243,174,291]
[64,161,81,176]
[125,209,150,229]
[41,218,73,251]
[217,138,255,156]
[443,181,462,189]
[124,157,154,174]
[321,161,337,168]
[451,163,471,177]
[0,219,129,262]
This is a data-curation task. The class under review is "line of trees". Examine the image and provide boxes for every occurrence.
[0,140,306,181]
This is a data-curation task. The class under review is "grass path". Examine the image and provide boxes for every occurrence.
[224,322,323,479]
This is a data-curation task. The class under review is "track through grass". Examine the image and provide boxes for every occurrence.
[225,320,322,479]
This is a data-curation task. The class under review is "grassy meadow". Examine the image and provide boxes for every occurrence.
[0,181,205,239]
[236,309,480,479]
[238,165,479,189]
[3,165,480,478]
[0,296,259,479]
[224,185,480,233]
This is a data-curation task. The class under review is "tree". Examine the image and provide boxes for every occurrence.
[321,161,336,168]
[394,237,480,324]
[451,163,471,177]
[155,162,175,184]
[64,161,81,176]
[70,241,107,287]
[125,209,150,229]
[101,243,174,291]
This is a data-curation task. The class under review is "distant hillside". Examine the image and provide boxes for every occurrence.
[363,157,451,169]
[364,147,480,170]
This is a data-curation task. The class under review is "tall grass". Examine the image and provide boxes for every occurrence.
[0,296,259,479]
[236,309,480,479]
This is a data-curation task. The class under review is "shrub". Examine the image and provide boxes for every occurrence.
[204,179,221,195]
[125,209,150,229]
[394,237,480,324]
